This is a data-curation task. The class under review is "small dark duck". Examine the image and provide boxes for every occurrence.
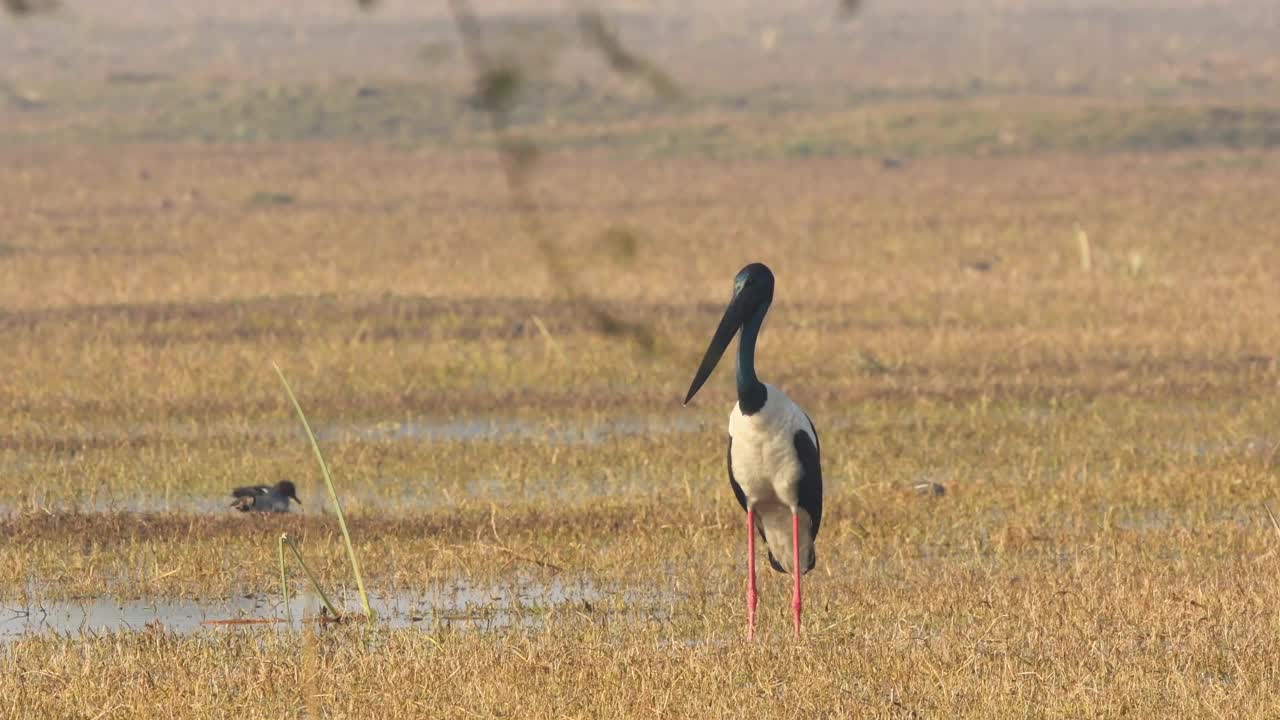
[230,480,301,513]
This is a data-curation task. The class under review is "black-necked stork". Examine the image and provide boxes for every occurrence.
[230,480,301,513]
[684,262,823,639]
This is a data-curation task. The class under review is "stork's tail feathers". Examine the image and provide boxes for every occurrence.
[764,547,817,575]
[766,550,785,573]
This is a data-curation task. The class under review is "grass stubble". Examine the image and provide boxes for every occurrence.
[2,2,1280,717]
[0,146,1277,718]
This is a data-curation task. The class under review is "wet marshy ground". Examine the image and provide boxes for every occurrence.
[1,577,676,641]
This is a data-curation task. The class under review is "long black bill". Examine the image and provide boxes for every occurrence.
[683,295,746,405]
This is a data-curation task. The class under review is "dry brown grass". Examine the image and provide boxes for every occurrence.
[1,141,1278,715]
[4,511,1280,718]
[3,1,1280,709]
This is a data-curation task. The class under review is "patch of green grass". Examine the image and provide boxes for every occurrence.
[529,101,1280,161]
[5,73,1280,160]
[247,190,295,206]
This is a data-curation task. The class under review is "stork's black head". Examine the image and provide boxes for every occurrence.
[684,262,775,405]
[732,263,774,304]
[275,480,301,504]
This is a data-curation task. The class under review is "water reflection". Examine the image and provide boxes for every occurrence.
[0,578,672,641]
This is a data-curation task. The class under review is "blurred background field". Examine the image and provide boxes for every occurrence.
[1,0,1279,717]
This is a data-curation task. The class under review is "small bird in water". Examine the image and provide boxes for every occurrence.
[230,480,301,513]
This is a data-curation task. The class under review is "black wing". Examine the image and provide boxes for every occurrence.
[794,426,823,540]
[231,485,270,498]
[804,413,820,454]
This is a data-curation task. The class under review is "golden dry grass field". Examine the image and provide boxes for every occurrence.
[2,1,1280,718]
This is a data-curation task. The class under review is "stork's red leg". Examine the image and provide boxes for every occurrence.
[791,511,802,637]
[746,508,758,641]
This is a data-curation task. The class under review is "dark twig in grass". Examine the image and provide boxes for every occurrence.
[278,533,293,627]
[479,542,565,572]
[837,0,864,19]
[281,534,341,618]
[575,8,682,100]
[445,0,659,351]
[2,0,57,16]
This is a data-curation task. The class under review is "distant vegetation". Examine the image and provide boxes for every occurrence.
[4,76,1279,157]
[1,0,1278,155]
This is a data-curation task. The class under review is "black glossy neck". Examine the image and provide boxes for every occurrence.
[736,302,768,415]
